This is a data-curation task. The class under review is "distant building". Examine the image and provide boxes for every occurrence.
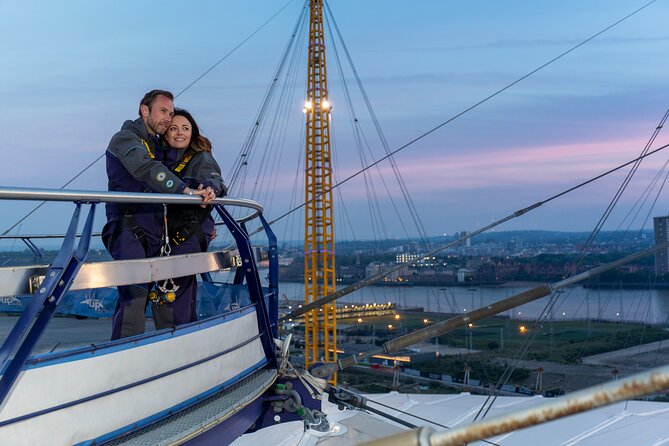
[457,268,476,283]
[654,216,669,275]
[396,253,420,264]
[459,231,472,248]
[366,262,408,282]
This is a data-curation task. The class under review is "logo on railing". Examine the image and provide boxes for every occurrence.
[80,297,107,312]
[0,296,22,306]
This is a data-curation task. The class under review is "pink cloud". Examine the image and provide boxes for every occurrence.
[362,137,667,193]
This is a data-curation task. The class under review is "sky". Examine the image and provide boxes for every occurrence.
[1,0,669,247]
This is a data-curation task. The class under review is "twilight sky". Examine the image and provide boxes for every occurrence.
[1,0,669,246]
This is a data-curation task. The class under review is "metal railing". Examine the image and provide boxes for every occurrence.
[0,186,263,223]
[0,187,278,407]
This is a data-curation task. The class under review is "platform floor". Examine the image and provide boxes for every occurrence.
[0,315,157,354]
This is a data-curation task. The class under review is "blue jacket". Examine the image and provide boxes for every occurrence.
[105,118,186,225]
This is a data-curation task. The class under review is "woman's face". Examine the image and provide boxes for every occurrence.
[165,115,192,149]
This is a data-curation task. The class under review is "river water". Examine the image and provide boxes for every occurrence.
[277,281,669,325]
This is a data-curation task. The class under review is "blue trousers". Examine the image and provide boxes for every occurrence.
[103,215,181,339]
[166,216,214,325]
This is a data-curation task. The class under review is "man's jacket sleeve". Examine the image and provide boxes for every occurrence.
[107,131,186,194]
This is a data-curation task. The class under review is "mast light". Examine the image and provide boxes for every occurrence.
[302,100,313,113]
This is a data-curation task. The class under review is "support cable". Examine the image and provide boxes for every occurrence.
[280,142,669,320]
[325,21,390,243]
[8,0,654,237]
[472,109,669,421]
[306,243,668,380]
[575,108,669,264]
[176,0,296,99]
[325,11,413,242]
[2,0,297,236]
[226,2,309,190]
[362,395,501,446]
[265,0,660,228]
[324,0,430,247]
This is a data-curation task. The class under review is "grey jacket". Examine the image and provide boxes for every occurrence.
[177,151,227,197]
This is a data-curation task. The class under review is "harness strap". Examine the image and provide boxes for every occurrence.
[170,219,208,252]
[110,214,150,256]
[174,152,194,173]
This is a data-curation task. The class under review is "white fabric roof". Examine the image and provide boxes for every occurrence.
[232,392,669,445]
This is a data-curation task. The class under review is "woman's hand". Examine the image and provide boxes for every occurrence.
[183,186,216,207]
[198,184,217,205]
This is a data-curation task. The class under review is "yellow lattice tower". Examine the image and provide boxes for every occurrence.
[303,0,336,385]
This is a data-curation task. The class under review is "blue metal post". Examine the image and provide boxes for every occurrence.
[0,203,95,405]
[258,214,279,339]
[214,205,277,368]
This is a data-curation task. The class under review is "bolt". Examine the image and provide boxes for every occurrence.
[49,272,56,277]
[39,287,46,294]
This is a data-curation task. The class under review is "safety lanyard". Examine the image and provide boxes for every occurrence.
[160,204,171,256]
[150,204,178,305]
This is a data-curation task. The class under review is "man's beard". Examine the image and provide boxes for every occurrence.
[147,116,164,135]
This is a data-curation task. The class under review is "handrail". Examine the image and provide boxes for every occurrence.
[0,234,102,240]
[0,186,263,223]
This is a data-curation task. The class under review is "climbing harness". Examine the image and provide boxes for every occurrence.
[149,204,179,306]
[170,152,209,250]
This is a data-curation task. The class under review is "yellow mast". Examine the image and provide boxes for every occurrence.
[303,0,336,384]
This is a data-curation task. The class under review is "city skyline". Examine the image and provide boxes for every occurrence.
[1,1,669,243]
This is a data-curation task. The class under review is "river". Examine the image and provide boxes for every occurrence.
[277,281,669,325]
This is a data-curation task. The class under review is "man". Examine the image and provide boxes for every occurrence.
[102,89,215,340]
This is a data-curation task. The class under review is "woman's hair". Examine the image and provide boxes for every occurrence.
[173,108,213,154]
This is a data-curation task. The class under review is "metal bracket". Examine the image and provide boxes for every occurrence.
[327,386,417,429]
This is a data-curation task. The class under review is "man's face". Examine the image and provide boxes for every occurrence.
[141,95,174,136]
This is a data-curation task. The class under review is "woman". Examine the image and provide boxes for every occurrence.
[158,108,227,326]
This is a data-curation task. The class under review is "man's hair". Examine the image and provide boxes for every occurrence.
[138,89,174,116]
